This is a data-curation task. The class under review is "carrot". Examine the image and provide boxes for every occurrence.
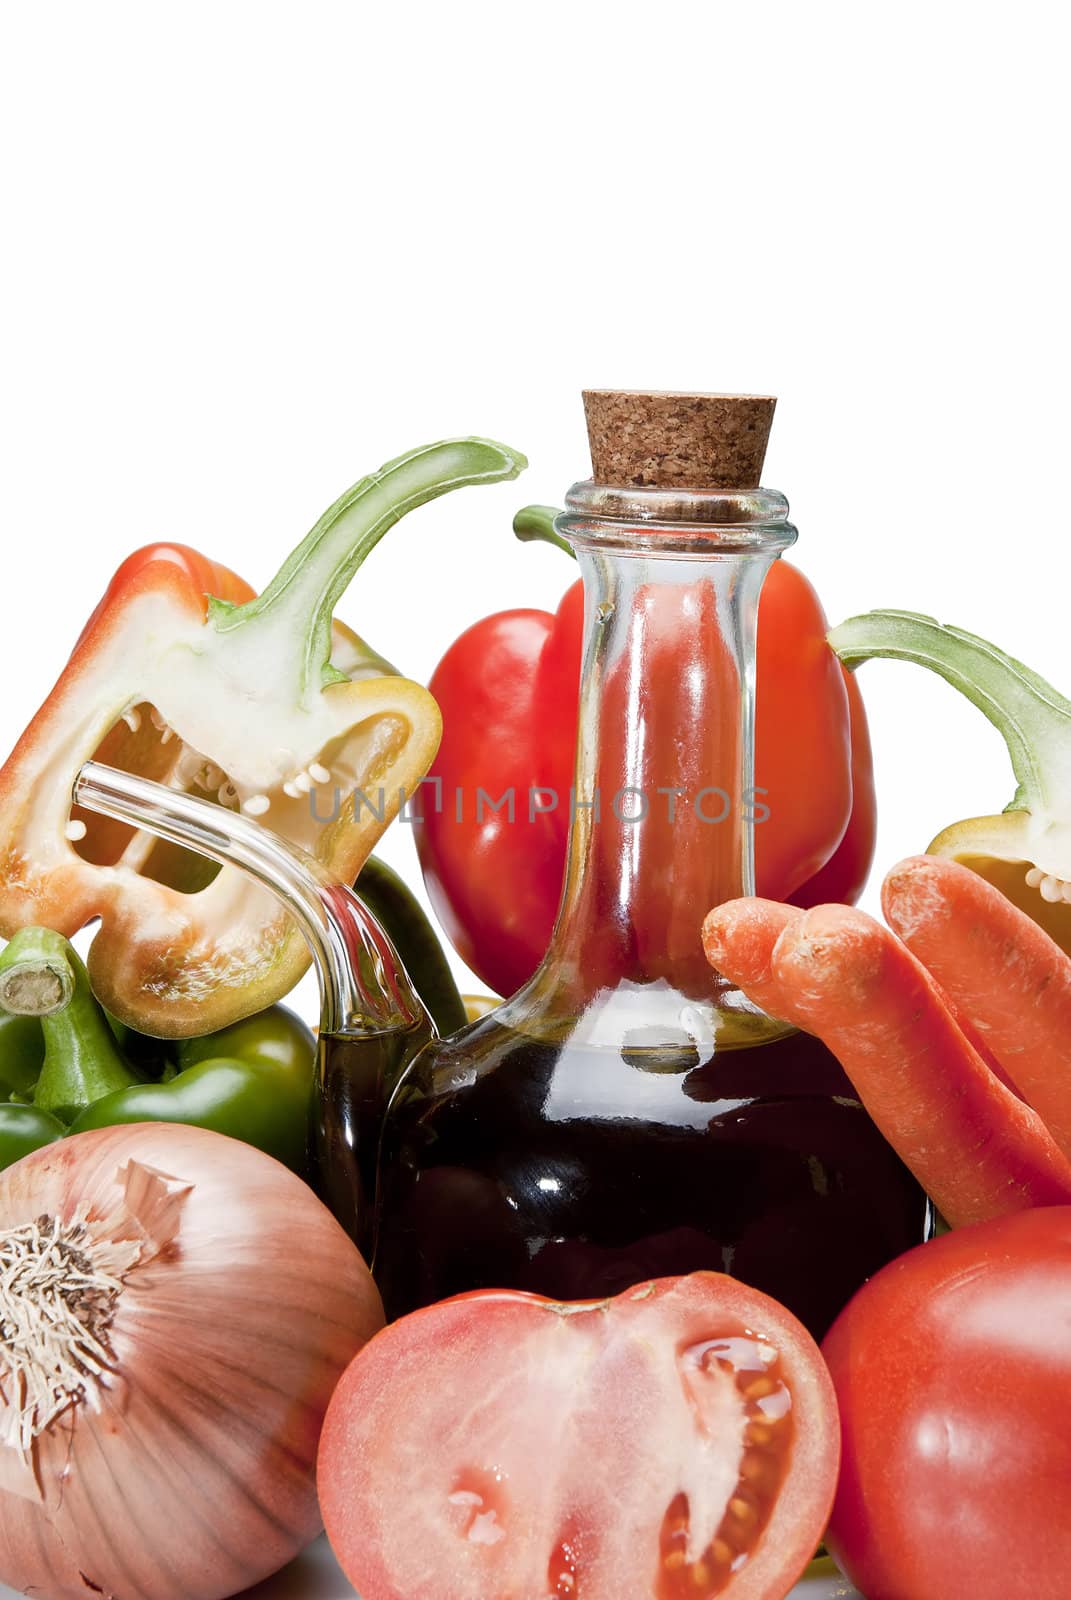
[883,854,1071,1160]
[703,897,1071,1227]
[701,897,801,1018]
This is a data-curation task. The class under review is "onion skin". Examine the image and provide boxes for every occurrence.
[0,1123,384,1600]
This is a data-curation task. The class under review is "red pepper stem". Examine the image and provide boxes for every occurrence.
[513,504,575,560]
[208,439,527,696]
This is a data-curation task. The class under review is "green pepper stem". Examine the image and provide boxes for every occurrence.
[829,609,1071,813]
[0,929,141,1124]
[209,438,527,696]
[513,504,575,560]
[0,927,76,1017]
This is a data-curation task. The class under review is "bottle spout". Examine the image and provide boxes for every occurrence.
[73,760,433,1041]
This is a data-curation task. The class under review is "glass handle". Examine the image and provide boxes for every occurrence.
[73,761,430,1038]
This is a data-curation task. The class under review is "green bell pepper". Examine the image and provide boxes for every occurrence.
[0,1010,46,1100]
[70,1005,316,1173]
[1,925,316,1175]
[0,1103,66,1168]
[106,1013,176,1079]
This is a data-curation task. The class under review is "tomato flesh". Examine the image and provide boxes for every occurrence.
[822,1207,1071,1600]
[318,1274,838,1600]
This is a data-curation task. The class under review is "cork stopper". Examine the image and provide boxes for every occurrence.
[582,390,776,490]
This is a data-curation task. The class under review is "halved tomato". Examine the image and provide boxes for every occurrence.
[318,1274,839,1600]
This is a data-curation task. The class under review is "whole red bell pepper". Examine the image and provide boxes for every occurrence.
[415,507,876,998]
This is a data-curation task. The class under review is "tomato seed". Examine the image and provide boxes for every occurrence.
[549,1533,581,1598]
[659,1339,797,1600]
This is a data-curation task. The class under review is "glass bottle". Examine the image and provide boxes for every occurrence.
[367,392,930,1338]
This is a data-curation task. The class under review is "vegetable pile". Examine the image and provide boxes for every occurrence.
[4,421,1071,1600]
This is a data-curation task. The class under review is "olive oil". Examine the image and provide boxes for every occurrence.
[312,1019,429,1259]
[370,1013,929,1337]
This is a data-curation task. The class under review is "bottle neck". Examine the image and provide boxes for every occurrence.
[513,483,796,1032]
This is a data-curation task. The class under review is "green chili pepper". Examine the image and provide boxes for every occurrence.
[0,1103,66,1170]
[355,856,468,1037]
[70,1004,316,1173]
[0,1010,45,1100]
[0,927,141,1124]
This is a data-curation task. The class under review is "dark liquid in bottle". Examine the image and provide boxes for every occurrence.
[311,1019,429,1261]
[363,1013,931,1340]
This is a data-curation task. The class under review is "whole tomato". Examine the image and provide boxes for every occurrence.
[822,1208,1071,1600]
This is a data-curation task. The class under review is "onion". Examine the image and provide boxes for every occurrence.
[0,1123,384,1599]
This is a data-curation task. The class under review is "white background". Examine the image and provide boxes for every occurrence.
[0,5,1064,1593]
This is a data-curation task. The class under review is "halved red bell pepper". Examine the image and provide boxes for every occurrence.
[0,439,525,1035]
[415,507,876,997]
